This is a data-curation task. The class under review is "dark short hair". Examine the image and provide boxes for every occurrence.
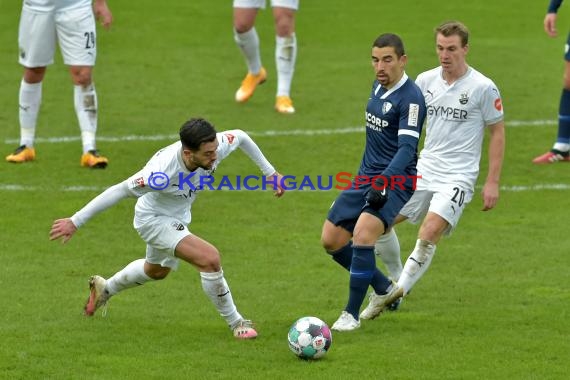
[372,33,405,58]
[179,118,217,151]
[435,20,469,47]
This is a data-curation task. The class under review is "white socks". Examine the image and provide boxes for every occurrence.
[374,228,402,280]
[17,80,99,152]
[200,269,243,328]
[19,80,42,147]
[398,239,436,294]
[553,142,570,152]
[104,262,243,328]
[234,27,262,74]
[275,34,296,97]
[105,259,152,296]
[234,28,297,97]
[74,84,98,153]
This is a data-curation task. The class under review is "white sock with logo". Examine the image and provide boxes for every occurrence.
[200,269,243,328]
[375,228,402,280]
[74,84,98,153]
[398,239,436,294]
[275,33,297,96]
[106,259,152,296]
[19,80,42,147]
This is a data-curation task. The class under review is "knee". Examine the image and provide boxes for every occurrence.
[70,67,92,86]
[322,240,336,253]
[274,13,294,36]
[145,266,171,280]
[418,224,443,244]
[234,23,253,34]
[199,249,222,272]
[275,23,293,37]
[321,232,341,253]
[352,227,375,246]
[23,67,46,83]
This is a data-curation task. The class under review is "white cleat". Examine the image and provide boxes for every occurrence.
[360,282,404,320]
[331,311,361,331]
[84,275,110,316]
[232,319,258,339]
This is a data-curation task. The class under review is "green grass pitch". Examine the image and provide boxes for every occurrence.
[0,0,569,379]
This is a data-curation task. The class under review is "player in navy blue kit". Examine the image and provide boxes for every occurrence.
[320,33,426,331]
[533,0,570,163]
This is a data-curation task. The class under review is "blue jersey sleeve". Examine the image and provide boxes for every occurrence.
[548,0,563,13]
[381,88,426,179]
[380,135,418,179]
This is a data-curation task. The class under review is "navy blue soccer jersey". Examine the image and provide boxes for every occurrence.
[359,73,426,180]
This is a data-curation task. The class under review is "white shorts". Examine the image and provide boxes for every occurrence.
[18,6,96,67]
[135,216,191,270]
[233,0,299,10]
[399,183,474,236]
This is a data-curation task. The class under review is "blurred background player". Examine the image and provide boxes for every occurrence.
[233,0,298,114]
[367,21,505,316]
[533,0,570,163]
[6,0,112,168]
[321,33,426,331]
[50,118,286,339]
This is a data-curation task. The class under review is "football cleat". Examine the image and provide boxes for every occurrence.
[532,150,570,164]
[359,282,404,320]
[387,287,409,311]
[235,67,267,103]
[331,311,361,331]
[275,96,295,114]
[387,297,403,311]
[81,149,108,169]
[232,319,258,339]
[6,145,35,163]
[84,275,110,316]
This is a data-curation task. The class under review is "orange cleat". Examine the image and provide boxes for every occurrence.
[235,67,267,103]
[6,145,35,163]
[275,95,295,114]
[81,149,108,169]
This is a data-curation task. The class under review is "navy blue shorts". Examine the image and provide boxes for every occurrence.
[327,181,414,233]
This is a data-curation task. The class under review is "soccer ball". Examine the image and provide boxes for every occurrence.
[287,316,332,359]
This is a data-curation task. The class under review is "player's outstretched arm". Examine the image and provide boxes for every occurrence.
[227,130,285,196]
[50,218,78,244]
[482,121,505,211]
[49,182,134,244]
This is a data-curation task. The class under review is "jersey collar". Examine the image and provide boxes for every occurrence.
[375,72,409,99]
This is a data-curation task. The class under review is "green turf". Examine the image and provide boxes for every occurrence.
[1,0,569,379]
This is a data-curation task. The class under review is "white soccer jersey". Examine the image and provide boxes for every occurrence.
[22,0,91,13]
[415,66,504,190]
[126,130,275,228]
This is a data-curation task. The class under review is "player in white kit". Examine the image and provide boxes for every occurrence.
[361,21,506,319]
[6,0,112,168]
[49,118,286,339]
[233,0,299,113]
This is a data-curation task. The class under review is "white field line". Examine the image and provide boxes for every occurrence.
[2,119,557,145]
[1,183,569,193]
